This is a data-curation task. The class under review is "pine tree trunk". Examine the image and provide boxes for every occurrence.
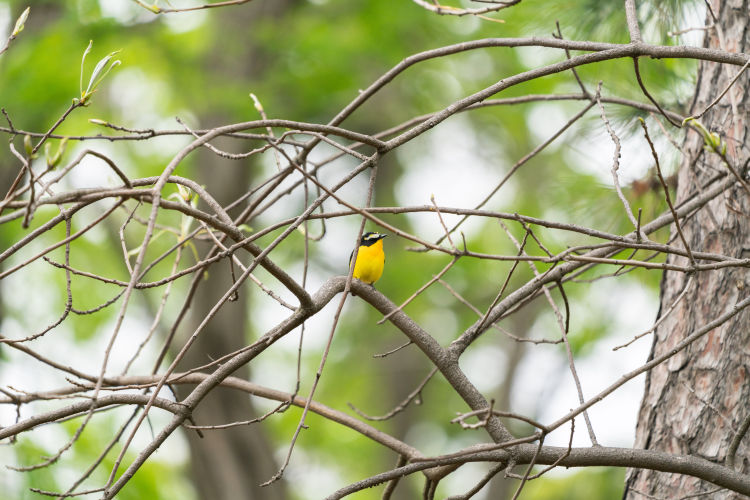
[624,1,750,498]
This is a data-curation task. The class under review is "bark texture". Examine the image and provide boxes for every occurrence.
[624,1,750,498]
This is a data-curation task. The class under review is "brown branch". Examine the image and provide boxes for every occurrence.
[596,82,640,232]
[451,171,741,353]
[639,118,696,266]
[727,411,750,470]
[263,155,380,486]
[546,294,750,433]
[633,57,681,127]
[349,367,438,421]
[132,0,257,14]
[624,0,642,43]
[102,276,515,498]
[411,0,520,17]
[326,443,750,499]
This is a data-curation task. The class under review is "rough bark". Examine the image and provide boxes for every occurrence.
[624,1,750,498]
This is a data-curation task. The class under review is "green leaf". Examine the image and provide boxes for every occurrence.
[683,117,724,153]
[46,137,68,169]
[176,183,194,202]
[23,134,33,157]
[11,6,30,37]
[78,40,121,105]
[79,40,93,98]
[85,50,122,96]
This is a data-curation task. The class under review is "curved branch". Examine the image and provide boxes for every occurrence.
[330,37,747,138]
[102,276,514,498]
[451,171,741,353]
[0,373,422,461]
[0,394,184,440]
[326,443,750,499]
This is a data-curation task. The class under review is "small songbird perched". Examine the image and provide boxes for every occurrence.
[350,232,387,285]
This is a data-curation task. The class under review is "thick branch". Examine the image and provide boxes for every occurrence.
[326,443,750,499]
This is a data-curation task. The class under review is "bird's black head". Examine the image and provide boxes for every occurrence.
[360,232,387,246]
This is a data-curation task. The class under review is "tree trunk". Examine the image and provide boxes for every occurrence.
[172,2,293,498]
[176,244,287,500]
[624,1,750,498]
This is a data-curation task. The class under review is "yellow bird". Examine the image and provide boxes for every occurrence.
[350,232,387,285]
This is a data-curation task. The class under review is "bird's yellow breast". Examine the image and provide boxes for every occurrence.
[352,239,385,284]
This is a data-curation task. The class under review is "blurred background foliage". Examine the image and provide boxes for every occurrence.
[0,0,701,498]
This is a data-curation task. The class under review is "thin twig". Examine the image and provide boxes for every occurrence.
[445,462,505,500]
[262,157,381,486]
[554,21,590,97]
[595,82,641,232]
[639,118,696,267]
[373,341,414,358]
[378,256,460,324]
[688,60,750,121]
[632,58,681,127]
[727,411,750,469]
[348,367,438,421]
[613,275,694,351]
[381,455,408,500]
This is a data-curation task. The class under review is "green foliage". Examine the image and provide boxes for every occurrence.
[76,40,121,106]
[0,0,699,498]
[12,438,61,499]
[9,416,194,500]
[11,6,29,36]
[521,467,625,499]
